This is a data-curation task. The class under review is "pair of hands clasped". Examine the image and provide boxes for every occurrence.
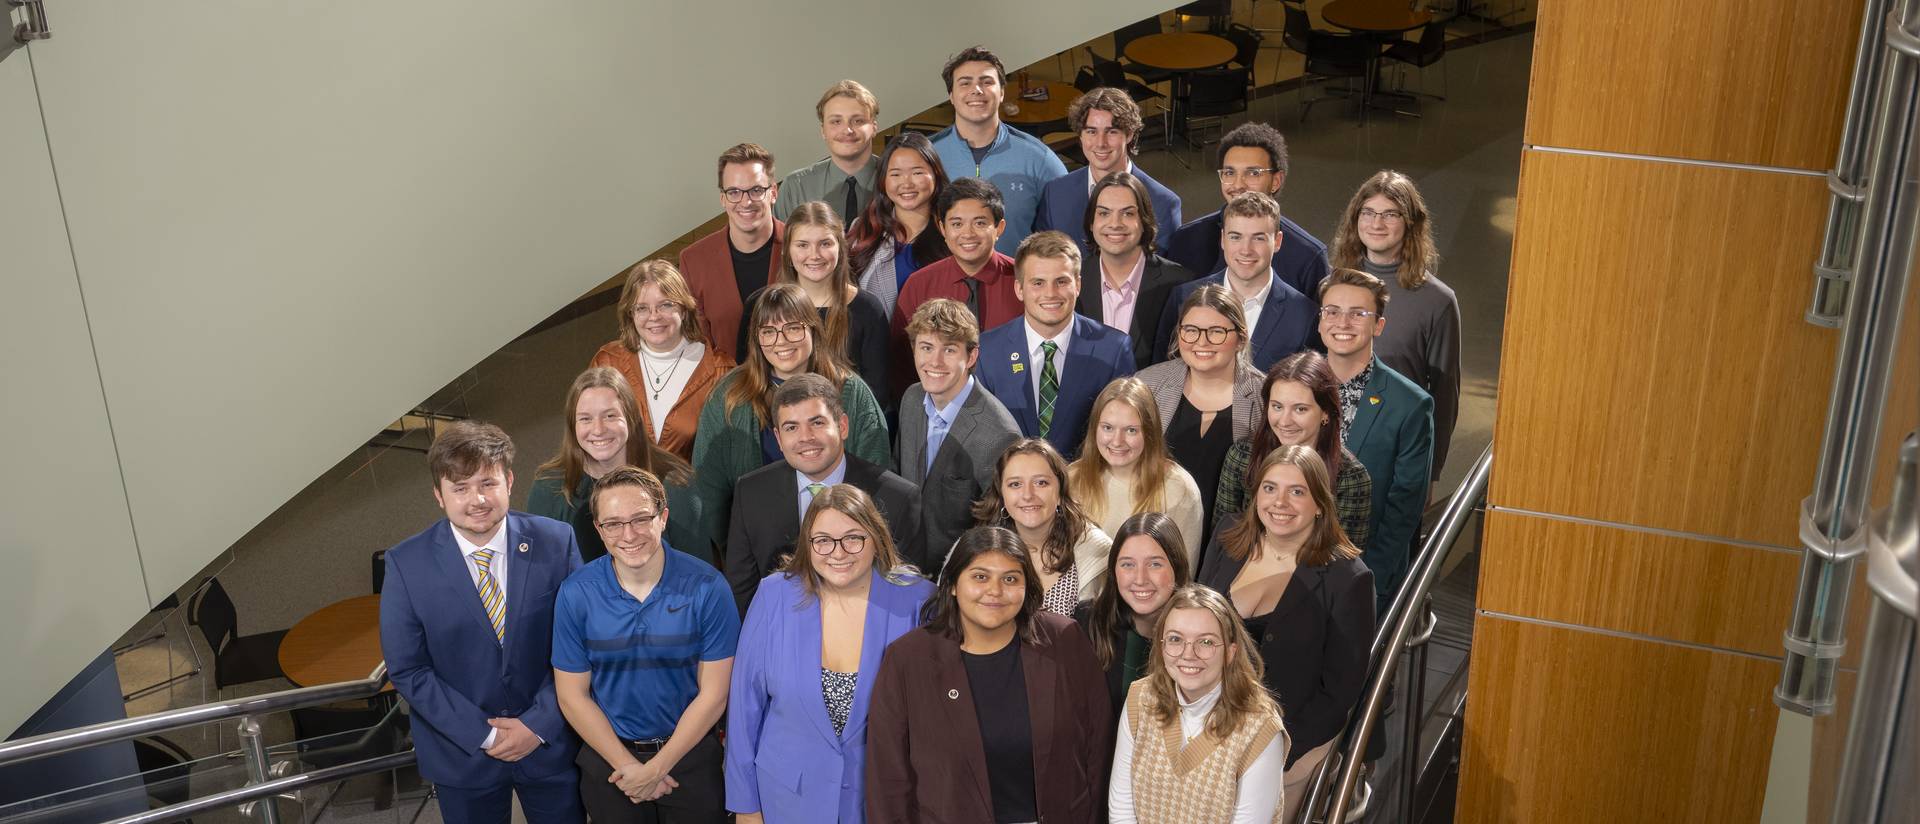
[482,717,540,761]
[610,759,679,802]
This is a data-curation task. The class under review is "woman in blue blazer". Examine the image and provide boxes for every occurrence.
[725,484,934,823]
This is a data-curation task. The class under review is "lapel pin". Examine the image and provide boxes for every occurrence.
[1369,396,1381,405]
[947,689,959,700]
[1010,351,1020,361]
[1012,363,1024,374]
[517,542,530,553]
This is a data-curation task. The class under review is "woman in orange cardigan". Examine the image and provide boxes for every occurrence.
[590,259,734,461]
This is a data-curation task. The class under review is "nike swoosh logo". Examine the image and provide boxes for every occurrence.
[666,603,686,613]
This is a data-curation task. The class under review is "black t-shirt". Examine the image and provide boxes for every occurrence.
[730,236,775,307]
[962,636,1037,823]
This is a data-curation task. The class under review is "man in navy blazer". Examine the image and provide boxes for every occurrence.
[1164,121,1330,300]
[1031,88,1181,255]
[379,421,585,823]
[1157,191,1318,372]
[976,231,1135,456]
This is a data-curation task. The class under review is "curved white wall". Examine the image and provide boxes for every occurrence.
[0,0,1174,733]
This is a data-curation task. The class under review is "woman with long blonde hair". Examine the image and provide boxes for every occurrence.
[1067,378,1205,564]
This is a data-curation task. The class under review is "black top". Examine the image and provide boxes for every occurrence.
[844,291,892,411]
[730,236,775,307]
[1166,395,1236,542]
[962,637,1038,823]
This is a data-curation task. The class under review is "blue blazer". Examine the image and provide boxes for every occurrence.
[1164,209,1331,300]
[725,570,934,823]
[1157,271,1318,372]
[1346,357,1435,608]
[1031,166,1183,255]
[975,313,1136,457]
[378,513,583,788]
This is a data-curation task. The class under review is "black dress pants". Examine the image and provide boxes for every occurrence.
[575,733,725,823]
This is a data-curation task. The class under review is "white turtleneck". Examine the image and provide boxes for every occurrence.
[1109,681,1288,824]
[637,339,704,440]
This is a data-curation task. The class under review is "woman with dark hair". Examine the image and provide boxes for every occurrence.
[866,526,1112,824]
[726,485,933,824]
[1216,350,1373,549]
[1198,446,1373,817]
[972,438,1112,615]
[527,366,707,562]
[1133,284,1265,540]
[691,283,891,558]
[1074,512,1193,716]
[739,202,891,401]
[590,259,735,460]
[847,132,951,310]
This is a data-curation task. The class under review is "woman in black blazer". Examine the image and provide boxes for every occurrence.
[1197,444,1373,822]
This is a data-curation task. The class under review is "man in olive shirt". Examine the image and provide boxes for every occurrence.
[774,80,881,224]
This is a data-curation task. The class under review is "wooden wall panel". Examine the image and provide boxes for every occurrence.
[1526,0,1859,170]
[1458,616,1780,823]
[1491,150,1838,546]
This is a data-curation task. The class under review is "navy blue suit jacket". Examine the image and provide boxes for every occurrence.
[1164,209,1331,300]
[379,512,583,788]
[1157,271,1318,372]
[1032,166,1183,256]
[975,313,1135,457]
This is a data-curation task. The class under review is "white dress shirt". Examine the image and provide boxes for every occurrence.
[1234,271,1275,335]
[450,519,513,749]
[1023,319,1073,402]
[1109,682,1288,824]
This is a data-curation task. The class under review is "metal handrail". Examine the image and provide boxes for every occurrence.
[1322,444,1494,823]
[0,662,388,769]
[102,750,417,824]
[1807,0,1894,326]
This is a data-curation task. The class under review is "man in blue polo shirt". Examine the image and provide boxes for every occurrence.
[552,466,739,822]
[929,45,1069,255]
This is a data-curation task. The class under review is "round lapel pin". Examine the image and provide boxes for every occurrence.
[517,542,530,553]
[947,689,959,700]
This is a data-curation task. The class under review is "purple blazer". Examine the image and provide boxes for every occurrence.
[724,568,934,822]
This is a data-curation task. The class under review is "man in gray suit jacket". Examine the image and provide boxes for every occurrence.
[897,298,1023,565]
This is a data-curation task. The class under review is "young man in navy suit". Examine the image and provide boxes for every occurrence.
[378,421,585,824]
[1031,88,1181,255]
[1158,191,1318,371]
[975,230,1135,457]
[1164,121,1330,299]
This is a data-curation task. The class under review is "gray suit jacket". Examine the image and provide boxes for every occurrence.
[1133,358,1265,444]
[898,380,1023,569]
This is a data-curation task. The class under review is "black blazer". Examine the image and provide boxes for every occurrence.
[1197,534,1375,765]
[1076,252,1199,369]
[725,453,923,614]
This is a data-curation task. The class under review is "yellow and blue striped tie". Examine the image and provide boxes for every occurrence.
[473,548,505,643]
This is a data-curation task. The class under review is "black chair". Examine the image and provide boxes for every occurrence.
[133,735,195,818]
[1112,17,1176,87]
[371,549,388,594]
[1225,23,1265,75]
[1176,0,1233,32]
[186,578,289,695]
[1180,66,1252,145]
[1384,18,1449,99]
[116,591,204,701]
[1282,4,1313,55]
[1086,51,1167,106]
[1299,29,1373,122]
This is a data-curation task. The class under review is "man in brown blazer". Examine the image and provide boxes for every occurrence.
[681,142,786,362]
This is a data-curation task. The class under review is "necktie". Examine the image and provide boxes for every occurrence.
[473,548,505,644]
[1037,341,1060,438]
[843,182,859,225]
[806,482,827,513]
[962,277,982,328]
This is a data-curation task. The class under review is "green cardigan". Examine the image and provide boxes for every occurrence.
[689,369,892,559]
[524,471,710,565]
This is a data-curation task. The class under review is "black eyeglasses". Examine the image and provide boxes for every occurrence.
[1179,324,1236,345]
[757,322,810,345]
[595,511,658,534]
[809,533,869,555]
[722,186,772,203]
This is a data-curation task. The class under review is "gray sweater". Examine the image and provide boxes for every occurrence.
[1362,257,1461,476]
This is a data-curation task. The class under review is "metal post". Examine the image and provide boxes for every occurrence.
[1809,0,1895,326]
[236,716,281,824]
[1777,0,1920,716]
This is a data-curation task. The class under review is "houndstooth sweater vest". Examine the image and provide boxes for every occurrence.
[1125,681,1286,824]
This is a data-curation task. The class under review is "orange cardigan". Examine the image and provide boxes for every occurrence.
[589,340,735,461]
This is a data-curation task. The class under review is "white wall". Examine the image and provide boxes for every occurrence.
[0,0,1174,733]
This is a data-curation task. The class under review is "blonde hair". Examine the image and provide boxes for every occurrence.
[616,260,704,350]
[1014,229,1083,275]
[1069,378,1175,524]
[1144,585,1281,741]
[815,79,879,122]
[536,368,692,505]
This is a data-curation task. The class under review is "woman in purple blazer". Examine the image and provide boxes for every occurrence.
[725,484,934,824]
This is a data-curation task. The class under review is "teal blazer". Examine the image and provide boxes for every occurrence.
[1347,356,1434,607]
[525,472,708,565]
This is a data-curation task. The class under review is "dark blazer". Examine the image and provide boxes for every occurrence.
[1157,271,1318,372]
[975,313,1136,457]
[897,380,1023,566]
[1076,252,1198,369]
[866,613,1113,824]
[1197,536,1374,766]
[1032,165,1183,256]
[1164,209,1331,300]
[725,454,923,614]
[1346,356,1435,607]
[378,513,583,788]
[680,220,786,363]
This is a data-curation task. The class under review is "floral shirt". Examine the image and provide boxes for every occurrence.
[1338,362,1374,440]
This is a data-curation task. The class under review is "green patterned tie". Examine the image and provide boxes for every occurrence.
[1037,341,1059,437]
[473,548,505,644]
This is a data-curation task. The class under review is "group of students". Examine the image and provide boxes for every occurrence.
[377,43,1459,824]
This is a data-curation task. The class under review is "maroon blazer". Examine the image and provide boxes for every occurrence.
[679,220,785,363]
[866,613,1113,824]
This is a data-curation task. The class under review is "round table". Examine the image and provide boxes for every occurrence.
[1321,0,1433,118]
[279,594,386,688]
[1123,32,1237,72]
[1001,81,1080,129]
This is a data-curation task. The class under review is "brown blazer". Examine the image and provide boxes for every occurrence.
[866,613,1113,824]
[679,220,785,362]
[588,340,734,461]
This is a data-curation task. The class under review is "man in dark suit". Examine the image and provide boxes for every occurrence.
[726,373,922,612]
[378,422,584,824]
[1164,121,1330,300]
[1031,87,1181,255]
[1075,171,1197,369]
[681,142,785,361]
[1320,267,1435,610]
[898,298,1023,561]
[1158,191,1318,371]
[976,230,1135,457]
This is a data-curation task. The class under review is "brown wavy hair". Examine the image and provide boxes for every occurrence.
[1218,445,1359,568]
[920,526,1045,644]
[1084,512,1192,669]
[616,259,704,350]
[722,283,849,427]
[1068,378,1175,526]
[1330,169,1437,290]
[536,367,692,505]
[1250,351,1345,484]
[1144,585,1281,741]
[971,438,1089,576]
[775,202,859,364]
[782,484,919,600]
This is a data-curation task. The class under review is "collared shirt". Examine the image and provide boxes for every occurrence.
[1338,360,1375,438]
[891,252,1023,336]
[924,377,977,473]
[1100,252,1147,333]
[1085,162,1136,194]
[929,123,1070,255]
[451,519,510,601]
[1024,319,1073,401]
[1233,270,1276,335]
[774,154,880,223]
[795,456,850,522]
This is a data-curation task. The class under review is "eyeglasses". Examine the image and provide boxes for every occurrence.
[632,300,682,318]
[1162,633,1224,659]
[757,322,810,345]
[1318,306,1379,322]
[1216,167,1272,183]
[595,511,658,534]
[810,533,870,556]
[1179,324,1236,345]
[1358,208,1405,224]
[722,186,772,203]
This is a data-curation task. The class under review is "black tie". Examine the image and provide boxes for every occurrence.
[844,182,859,224]
[963,277,982,327]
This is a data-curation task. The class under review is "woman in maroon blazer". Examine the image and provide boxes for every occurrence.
[866,526,1113,824]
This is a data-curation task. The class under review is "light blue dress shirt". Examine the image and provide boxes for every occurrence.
[794,457,849,522]
[922,377,976,474]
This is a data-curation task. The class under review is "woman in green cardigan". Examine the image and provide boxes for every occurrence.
[691,283,890,560]
[526,366,708,563]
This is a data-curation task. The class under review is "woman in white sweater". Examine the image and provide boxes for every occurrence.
[1067,378,1206,564]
